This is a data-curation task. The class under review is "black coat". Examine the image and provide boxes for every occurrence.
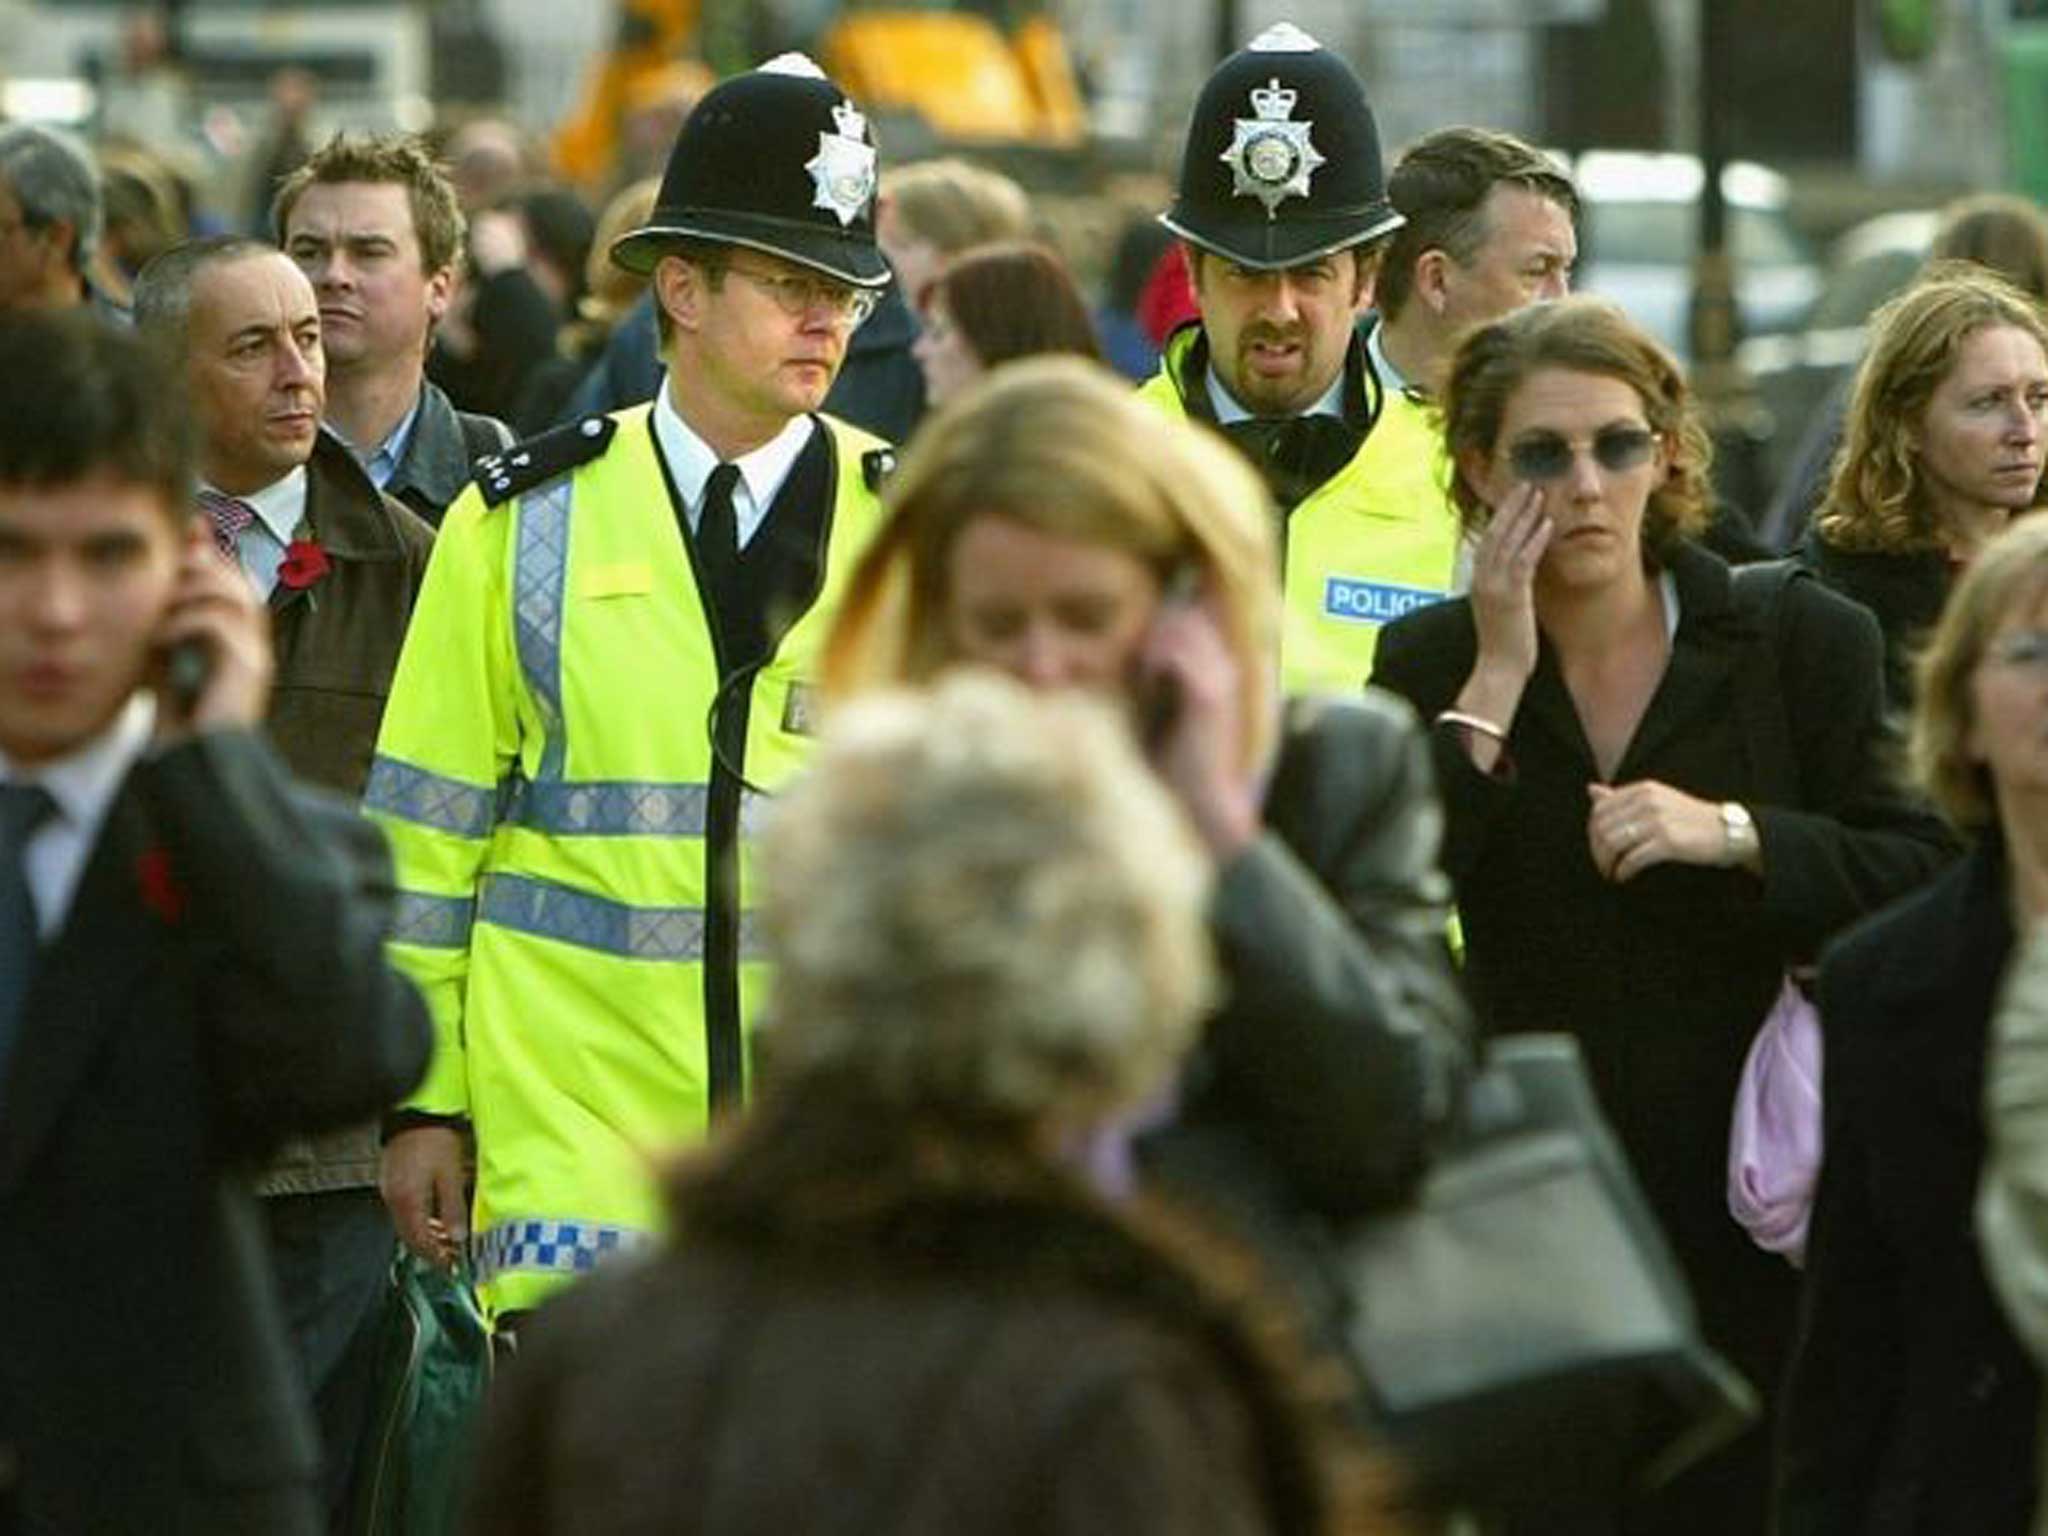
[1775,836,2040,1535]
[1796,525,1949,716]
[1370,541,1956,1532]
[0,732,430,1533]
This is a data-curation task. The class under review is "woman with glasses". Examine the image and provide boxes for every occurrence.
[1369,295,1954,1535]
[1779,514,2048,1535]
[1801,265,2048,712]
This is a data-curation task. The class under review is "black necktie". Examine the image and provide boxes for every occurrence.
[0,782,57,1085]
[697,463,743,622]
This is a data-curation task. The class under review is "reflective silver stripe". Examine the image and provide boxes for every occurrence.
[364,756,499,839]
[390,891,476,949]
[472,1217,653,1284]
[501,778,712,837]
[478,872,709,960]
[514,479,571,783]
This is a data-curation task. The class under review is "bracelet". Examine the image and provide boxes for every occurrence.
[1435,708,1508,744]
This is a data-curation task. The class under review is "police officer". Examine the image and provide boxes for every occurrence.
[1141,23,1446,691]
[368,54,897,1327]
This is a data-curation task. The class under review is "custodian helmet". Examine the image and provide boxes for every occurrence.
[1161,22,1403,271]
[610,53,889,288]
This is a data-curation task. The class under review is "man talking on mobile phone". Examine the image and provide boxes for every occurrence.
[0,311,429,1534]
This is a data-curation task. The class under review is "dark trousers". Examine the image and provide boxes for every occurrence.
[261,1188,396,1531]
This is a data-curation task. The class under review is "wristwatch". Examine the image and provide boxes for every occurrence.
[1720,801,1759,867]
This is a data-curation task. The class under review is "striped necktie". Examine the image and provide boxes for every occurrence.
[196,489,256,561]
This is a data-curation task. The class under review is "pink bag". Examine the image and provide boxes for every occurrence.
[1727,975,1823,1266]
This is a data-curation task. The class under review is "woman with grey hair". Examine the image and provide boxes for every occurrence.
[462,674,1381,1536]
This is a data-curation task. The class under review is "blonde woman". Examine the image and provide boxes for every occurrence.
[824,355,1469,1225]
[1781,514,2048,1533]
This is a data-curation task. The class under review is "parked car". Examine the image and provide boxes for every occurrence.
[1569,150,1823,363]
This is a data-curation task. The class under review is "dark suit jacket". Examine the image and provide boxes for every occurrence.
[1775,836,2040,1535]
[0,731,430,1535]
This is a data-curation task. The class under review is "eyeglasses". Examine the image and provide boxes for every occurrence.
[1505,425,1660,483]
[725,262,879,328]
[1985,630,2048,675]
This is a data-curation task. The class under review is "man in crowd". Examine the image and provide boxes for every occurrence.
[1141,22,1429,691]
[0,124,118,319]
[1372,126,1578,400]
[133,235,435,1523]
[276,134,509,526]
[0,310,426,1533]
[370,54,897,1332]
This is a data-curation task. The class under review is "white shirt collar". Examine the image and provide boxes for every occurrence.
[653,374,815,547]
[1204,363,1345,425]
[0,692,154,830]
[204,465,308,548]
[1366,320,1412,398]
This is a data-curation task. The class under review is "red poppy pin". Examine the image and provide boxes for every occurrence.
[135,845,185,924]
[278,539,332,606]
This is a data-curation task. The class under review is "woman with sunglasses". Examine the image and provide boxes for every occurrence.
[1370,296,1954,1535]
[1802,264,2048,713]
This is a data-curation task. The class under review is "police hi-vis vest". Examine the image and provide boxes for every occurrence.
[1137,332,1462,694]
[365,406,888,1319]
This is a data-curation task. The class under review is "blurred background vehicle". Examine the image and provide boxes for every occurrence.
[1569,150,1822,363]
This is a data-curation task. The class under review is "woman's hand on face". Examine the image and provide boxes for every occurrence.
[1139,591,1261,860]
[1468,480,1552,691]
[1587,780,1728,883]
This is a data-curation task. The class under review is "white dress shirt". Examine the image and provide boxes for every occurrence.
[205,465,308,600]
[0,693,154,938]
[653,375,816,551]
[1206,364,1345,425]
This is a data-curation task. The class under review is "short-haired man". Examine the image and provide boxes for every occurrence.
[133,235,435,1521]
[275,134,509,526]
[1374,126,1578,398]
[0,124,117,318]
[370,54,897,1330]
[0,311,426,1533]
[1142,23,1433,689]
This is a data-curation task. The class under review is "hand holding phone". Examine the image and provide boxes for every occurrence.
[1132,563,1259,857]
[152,521,273,741]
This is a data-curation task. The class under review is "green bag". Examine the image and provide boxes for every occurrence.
[348,1253,492,1536]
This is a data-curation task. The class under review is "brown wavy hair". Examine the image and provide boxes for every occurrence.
[1817,264,2048,555]
[1441,295,1713,553]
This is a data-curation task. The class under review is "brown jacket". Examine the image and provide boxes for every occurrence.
[257,429,435,1195]
[466,1095,1370,1536]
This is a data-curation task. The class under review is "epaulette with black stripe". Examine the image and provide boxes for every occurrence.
[474,416,618,507]
[862,447,897,494]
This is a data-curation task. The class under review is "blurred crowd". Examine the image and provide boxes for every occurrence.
[13,13,2048,1536]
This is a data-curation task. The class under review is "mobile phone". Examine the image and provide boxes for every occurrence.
[163,639,212,717]
[1136,563,1201,750]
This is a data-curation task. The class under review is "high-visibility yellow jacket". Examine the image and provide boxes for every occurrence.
[1138,327,1463,694]
[364,405,887,1318]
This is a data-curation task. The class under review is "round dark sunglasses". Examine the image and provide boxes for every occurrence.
[1506,426,1660,483]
